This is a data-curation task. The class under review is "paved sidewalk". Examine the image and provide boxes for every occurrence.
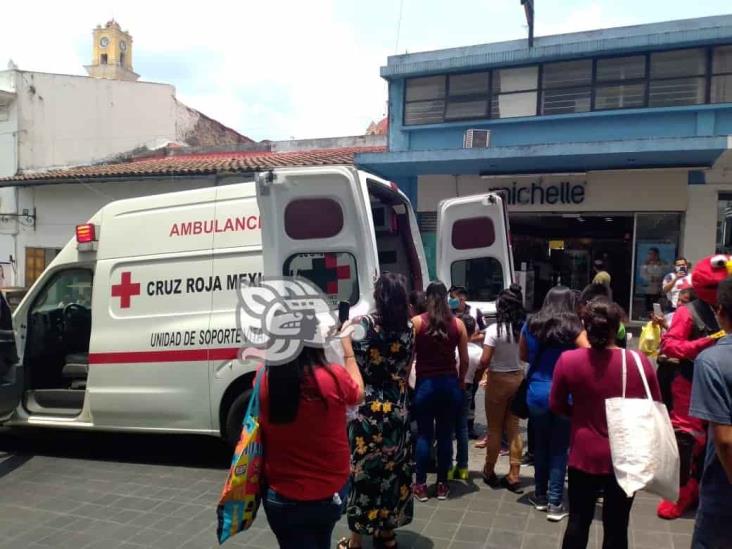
[0,385,695,549]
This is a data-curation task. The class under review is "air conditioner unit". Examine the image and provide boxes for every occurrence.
[463,129,491,148]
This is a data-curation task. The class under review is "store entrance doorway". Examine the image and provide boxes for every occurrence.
[511,214,634,312]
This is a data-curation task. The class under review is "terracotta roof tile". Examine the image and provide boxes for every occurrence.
[1,146,386,184]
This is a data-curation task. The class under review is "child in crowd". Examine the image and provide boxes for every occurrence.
[450,314,483,480]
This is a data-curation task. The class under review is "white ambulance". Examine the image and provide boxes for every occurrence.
[0,166,512,443]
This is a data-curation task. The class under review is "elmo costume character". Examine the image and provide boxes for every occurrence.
[656,254,731,520]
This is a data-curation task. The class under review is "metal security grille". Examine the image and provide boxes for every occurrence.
[417,212,437,232]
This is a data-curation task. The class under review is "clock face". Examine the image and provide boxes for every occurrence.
[99,37,109,48]
[119,40,127,52]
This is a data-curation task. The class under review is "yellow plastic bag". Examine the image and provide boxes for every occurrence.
[638,321,661,358]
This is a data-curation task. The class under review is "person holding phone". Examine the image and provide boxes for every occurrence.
[663,257,691,310]
[340,273,415,549]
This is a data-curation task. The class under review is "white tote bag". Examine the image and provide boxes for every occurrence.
[605,350,680,501]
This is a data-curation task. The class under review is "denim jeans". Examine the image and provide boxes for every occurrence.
[415,375,462,483]
[263,483,348,549]
[529,406,570,506]
[691,511,732,549]
[453,383,472,469]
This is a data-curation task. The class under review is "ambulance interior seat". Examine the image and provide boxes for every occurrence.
[368,182,423,292]
[23,269,92,414]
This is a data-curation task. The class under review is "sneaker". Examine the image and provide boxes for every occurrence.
[521,452,534,466]
[413,483,429,502]
[528,493,549,511]
[547,503,568,522]
[474,437,488,449]
[499,447,510,457]
[447,465,468,480]
[436,482,450,500]
[454,467,469,481]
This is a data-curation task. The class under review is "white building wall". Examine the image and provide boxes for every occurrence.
[14,177,215,286]
[0,72,20,285]
[11,71,178,171]
[683,166,732,264]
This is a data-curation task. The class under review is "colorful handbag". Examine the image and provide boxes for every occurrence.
[216,368,265,544]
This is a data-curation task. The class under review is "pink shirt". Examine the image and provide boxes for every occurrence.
[549,348,662,475]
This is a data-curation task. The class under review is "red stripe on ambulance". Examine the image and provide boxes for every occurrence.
[89,347,241,364]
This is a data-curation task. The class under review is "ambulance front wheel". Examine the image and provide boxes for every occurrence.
[224,388,252,447]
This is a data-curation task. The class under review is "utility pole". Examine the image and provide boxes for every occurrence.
[521,0,535,48]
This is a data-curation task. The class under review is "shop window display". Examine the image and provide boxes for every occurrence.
[631,213,682,320]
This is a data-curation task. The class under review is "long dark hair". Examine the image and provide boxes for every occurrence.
[527,285,582,346]
[496,283,526,340]
[581,298,624,349]
[267,346,330,424]
[374,272,410,332]
[409,290,427,316]
[424,281,453,338]
[580,282,611,305]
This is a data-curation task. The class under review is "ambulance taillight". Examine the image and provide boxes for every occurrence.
[76,223,98,251]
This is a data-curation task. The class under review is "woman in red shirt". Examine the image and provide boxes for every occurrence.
[259,345,364,549]
[550,298,662,549]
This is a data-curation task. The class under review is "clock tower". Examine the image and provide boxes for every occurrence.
[85,20,139,81]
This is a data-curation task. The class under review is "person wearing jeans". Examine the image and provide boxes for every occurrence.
[520,286,588,522]
[264,483,349,549]
[258,344,364,549]
[550,298,662,549]
[412,282,469,501]
[414,375,463,489]
[450,314,482,481]
[689,278,732,549]
[528,405,570,508]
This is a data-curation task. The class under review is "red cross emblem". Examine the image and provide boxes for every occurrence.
[111,271,141,309]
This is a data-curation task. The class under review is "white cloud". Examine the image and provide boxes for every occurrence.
[0,0,391,141]
[2,1,728,142]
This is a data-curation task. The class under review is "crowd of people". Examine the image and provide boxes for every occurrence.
[251,256,731,549]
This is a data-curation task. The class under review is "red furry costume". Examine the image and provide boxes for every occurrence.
[656,254,730,519]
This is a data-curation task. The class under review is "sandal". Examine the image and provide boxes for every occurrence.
[374,533,398,549]
[500,476,524,494]
[337,538,363,549]
[482,466,499,488]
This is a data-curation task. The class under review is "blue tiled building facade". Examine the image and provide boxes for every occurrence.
[357,15,732,320]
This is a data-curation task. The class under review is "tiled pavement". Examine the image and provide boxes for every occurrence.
[0,387,695,549]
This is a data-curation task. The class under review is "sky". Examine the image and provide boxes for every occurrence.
[1,1,730,142]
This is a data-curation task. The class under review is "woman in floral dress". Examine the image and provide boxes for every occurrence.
[339,273,415,549]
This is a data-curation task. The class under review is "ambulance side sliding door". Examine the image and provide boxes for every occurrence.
[208,182,263,432]
[87,194,216,432]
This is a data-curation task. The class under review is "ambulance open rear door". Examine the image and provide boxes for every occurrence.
[436,193,514,315]
[255,166,380,318]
